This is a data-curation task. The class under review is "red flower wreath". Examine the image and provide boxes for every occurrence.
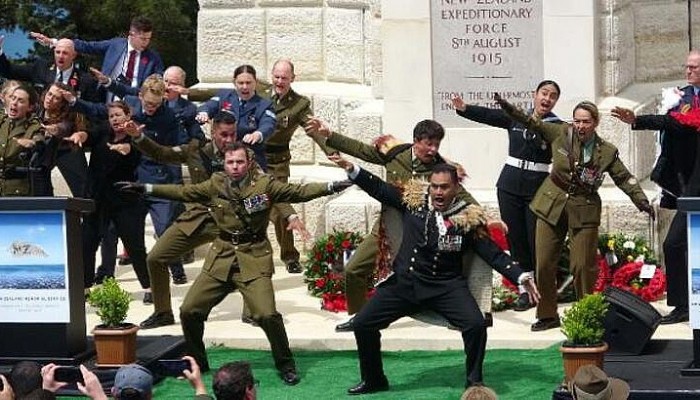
[611,261,667,302]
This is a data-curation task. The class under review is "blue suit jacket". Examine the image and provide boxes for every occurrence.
[74,37,164,87]
[198,89,276,170]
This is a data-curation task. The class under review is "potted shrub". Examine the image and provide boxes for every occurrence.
[559,292,609,384]
[88,277,139,366]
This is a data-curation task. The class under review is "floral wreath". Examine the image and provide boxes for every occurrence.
[303,230,368,312]
[610,261,666,302]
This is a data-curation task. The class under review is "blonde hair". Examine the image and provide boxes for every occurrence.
[573,101,600,123]
[461,385,498,400]
[140,74,166,97]
[1,80,21,102]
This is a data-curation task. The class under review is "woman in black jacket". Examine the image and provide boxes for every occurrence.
[451,80,562,311]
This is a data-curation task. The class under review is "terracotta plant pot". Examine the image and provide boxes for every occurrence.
[560,341,608,384]
[93,323,139,367]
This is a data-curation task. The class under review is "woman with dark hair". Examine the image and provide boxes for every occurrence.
[36,82,87,196]
[451,80,562,311]
[494,94,654,331]
[65,98,151,301]
[196,64,276,170]
[0,83,45,196]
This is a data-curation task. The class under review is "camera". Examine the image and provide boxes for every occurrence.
[157,359,190,377]
[54,366,84,384]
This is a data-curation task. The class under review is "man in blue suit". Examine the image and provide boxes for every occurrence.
[31,16,164,102]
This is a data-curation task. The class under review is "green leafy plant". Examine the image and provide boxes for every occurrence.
[88,277,131,328]
[560,293,608,346]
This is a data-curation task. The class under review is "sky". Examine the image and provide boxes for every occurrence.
[0,211,66,265]
[0,28,34,58]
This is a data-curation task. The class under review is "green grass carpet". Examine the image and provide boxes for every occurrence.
[65,345,564,399]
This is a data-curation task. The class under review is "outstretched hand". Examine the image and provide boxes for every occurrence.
[327,153,353,172]
[611,106,636,125]
[451,95,466,112]
[89,67,110,85]
[114,181,144,194]
[522,275,541,305]
[29,32,54,47]
[287,216,311,240]
[639,201,656,221]
[331,180,353,193]
[304,117,331,138]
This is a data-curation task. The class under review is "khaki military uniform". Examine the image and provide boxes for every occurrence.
[132,136,295,314]
[260,87,335,265]
[505,107,649,320]
[0,115,44,196]
[325,132,478,314]
[150,170,334,373]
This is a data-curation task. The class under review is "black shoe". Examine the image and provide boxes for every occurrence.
[286,261,303,274]
[117,255,132,266]
[181,251,195,265]
[93,272,112,285]
[143,292,153,305]
[513,293,533,312]
[242,316,259,326]
[531,317,560,332]
[172,274,188,285]
[660,307,689,324]
[281,370,300,386]
[347,378,389,395]
[140,311,175,329]
[335,318,354,332]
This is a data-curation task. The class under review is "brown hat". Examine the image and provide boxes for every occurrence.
[569,365,629,400]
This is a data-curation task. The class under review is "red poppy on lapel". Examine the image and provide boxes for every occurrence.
[68,78,78,88]
[141,56,149,65]
[222,101,232,110]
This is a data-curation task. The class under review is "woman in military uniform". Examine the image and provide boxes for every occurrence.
[451,80,562,311]
[0,83,45,196]
[494,94,654,332]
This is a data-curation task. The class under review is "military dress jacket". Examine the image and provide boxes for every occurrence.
[197,90,276,170]
[351,167,523,299]
[150,171,333,282]
[503,107,649,228]
[0,114,45,196]
[259,87,334,175]
[132,135,296,236]
[457,105,561,197]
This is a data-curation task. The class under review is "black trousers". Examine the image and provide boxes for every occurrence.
[352,276,487,386]
[82,200,150,289]
[663,211,688,308]
[497,188,537,272]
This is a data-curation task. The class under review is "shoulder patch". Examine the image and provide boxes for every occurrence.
[265,109,276,119]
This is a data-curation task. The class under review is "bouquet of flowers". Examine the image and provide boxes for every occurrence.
[303,230,365,312]
[597,232,656,269]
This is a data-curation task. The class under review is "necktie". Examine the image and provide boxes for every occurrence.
[125,50,137,83]
[57,70,63,83]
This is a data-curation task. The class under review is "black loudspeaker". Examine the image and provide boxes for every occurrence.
[603,286,662,355]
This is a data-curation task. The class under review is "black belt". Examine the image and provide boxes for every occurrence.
[265,143,290,154]
[220,231,264,245]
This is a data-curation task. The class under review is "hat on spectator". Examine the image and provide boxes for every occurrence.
[569,365,629,400]
[113,364,153,396]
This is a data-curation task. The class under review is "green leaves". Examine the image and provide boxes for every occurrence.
[88,277,131,328]
[561,293,608,346]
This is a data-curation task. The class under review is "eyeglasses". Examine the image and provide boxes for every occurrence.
[129,31,152,41]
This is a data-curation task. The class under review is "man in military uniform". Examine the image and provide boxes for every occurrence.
[306,118,479,332]
[126,112,304,330]
[260,59,335,273]
[328,156,539,394]
[116,142,350,385]
[0,84,45,196]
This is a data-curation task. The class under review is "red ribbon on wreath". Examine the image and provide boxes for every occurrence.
[593,255,612,293]
[611,261,666,302]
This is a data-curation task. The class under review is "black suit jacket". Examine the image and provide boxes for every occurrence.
[352,168,522,299]
[0,53,102,103]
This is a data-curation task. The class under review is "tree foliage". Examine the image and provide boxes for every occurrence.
[0,0,199,85]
